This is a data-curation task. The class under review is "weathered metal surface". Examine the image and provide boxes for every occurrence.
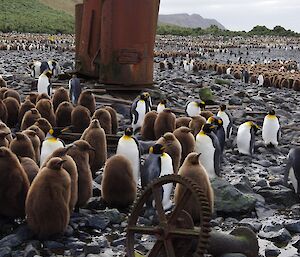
[75,3,84,64]
[75,0,160,87]
[75,0,105,78]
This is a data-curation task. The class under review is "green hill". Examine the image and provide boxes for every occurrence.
[0,0,74,34]
[39,0,81,16]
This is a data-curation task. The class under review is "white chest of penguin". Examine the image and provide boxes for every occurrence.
[135,101,146,124]
[117,137,140,182]
[40,139,64,165]
[186,102,200,117]
[195,134,215,179]
[217,111,231,137]
[262,116,280,145]
[237,124,252,155]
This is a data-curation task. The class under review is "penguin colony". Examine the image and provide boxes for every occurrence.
[1,39,299,245]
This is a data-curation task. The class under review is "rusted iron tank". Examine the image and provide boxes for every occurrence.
[75,0,160,87]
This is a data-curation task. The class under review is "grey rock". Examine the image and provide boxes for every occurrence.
[220,254,247,257]
[284,220,300,233]
[111,237,126,247]
[87,215,110,230]
[229,96,242,105]
[257,185,299,207]
[0,225,33,248]
[24,244,39,257]
[265,245,281,257]
[255,179,269,187]
[97,209,124,224]
[0,247,11,257]
[259,227,291,244]
[66,240,86,249]
[211,178,256,214]
[44,241,64,249]
[84,242,101,254]
[239,218,262,232]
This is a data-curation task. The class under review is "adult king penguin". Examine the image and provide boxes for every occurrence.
[37,70,52,96]
[262,109,280,147]
[284,148,300,194]
[141,144,174,210]
[207,116,226,152]
[185,100,201,117]
[40,128,66,166]
[130,92,152,133]
[217,104,233,139]
[237,121,259,156]
[157,99,167,113]
[195,124,221,179]
[116,127,140,186]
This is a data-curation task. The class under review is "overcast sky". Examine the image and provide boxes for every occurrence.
[159,0,300,32]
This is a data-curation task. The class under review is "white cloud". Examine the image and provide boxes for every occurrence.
[159,0,300,32]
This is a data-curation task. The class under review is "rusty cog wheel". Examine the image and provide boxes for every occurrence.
[126,174,212,257]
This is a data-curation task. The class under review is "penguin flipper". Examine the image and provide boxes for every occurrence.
[277,128,281,143]
[130,99,139,124]
[214,148,221,176]
[141,155,161,189]
[284,159,292,187]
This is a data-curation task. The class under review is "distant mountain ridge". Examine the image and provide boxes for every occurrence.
[159,13,225,30]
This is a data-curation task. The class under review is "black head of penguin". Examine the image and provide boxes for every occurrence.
[49,127,69,139]
[140,92,150,101]
[149,143,165,155]
[124,127,133,137]
[199,101,206,110]
[268,109,276,116]
[220,104,227,111]
[202,124,216,134]
[160,99,167,105]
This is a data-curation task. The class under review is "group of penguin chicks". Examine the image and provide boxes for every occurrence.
[0,82,298,241]
[120,91,298,223]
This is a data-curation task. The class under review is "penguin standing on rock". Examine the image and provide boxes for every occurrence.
[284,148,300,194]
[195,124,221,179]
[130,92,152,133]
[217,104,233,139]
[262,110,280,147]
[141,144,174,210]
[116,127,140,186]
[207,116,226,152]
[40,128,66,167]
[237,121,259,156]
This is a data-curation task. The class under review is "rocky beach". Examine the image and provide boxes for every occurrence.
[0,33,300,257]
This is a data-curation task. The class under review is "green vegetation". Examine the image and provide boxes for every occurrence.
[0,0,74,34]
[215,78,232,86]
[157,24,300,37]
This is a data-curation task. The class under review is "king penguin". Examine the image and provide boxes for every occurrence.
[217,104,233,139]
[116,127,141,186]
[284,148,300,194]
[141,144,174,210]
[37,70,52,96]
[40,128,66,167]
[262,109,280,147]
[207,116,226,152]
[157,99,167,113]
[195,124,221,179]
[237,121,259,156]
[185,100,201,117]
[130,92,152,133]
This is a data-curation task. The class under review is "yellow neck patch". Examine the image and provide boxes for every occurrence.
[161,153,167,158]
[47,137,57,142]
[245,121,253,127]
[198,131,206,136]
[122,135,132,140]
[267,115,277,120]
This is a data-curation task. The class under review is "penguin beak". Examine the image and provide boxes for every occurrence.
[61,126,71,133]
[197,153,201,158]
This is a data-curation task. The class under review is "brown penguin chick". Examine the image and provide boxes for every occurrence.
[52,87,70,112]
[71,105,91,133]
[19,157,39,184]
[0,87,8,99]
[189,116,206,137]
[0,131,10,147]
[200,111,214,120]
[3,97,20,127]
[154,108,176,139]
[41,146,78,213]
[23,130,41,163]
[25,157,71,239]
[0,147,30,218]
[173,127,195,165]
[175,116,192,128]
[92,108,112,134]
[102,155,136,208]
[21,108,41,131]
[10,132,36,161]
[141,110,157,140]
[25,92,39,104]
[3,89,21,104]
[81,119,107,176]
[0,99,8,124]
[27,125,45,143]
[18,99,35,125]
[0,121,12,142]
[78,90,96,115]
[67,140,94,208]
[156,132,182,174]
[104,106,118,134]
[0,76,7,88]
[55,101,73,127]
[36,99,56,127]
[174,152,214,222]
[34,118,52,135]
[36,93,50,103]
